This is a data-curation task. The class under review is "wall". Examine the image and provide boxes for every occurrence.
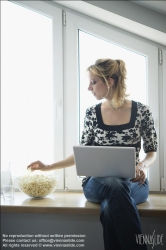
[84,1,166,34]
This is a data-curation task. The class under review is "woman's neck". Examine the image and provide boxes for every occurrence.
[104,99,131,111]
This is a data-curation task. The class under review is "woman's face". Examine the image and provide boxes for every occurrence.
[88,71,109,100]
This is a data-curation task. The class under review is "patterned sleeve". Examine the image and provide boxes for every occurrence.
[141,105,157,153]
[80,107,94,146]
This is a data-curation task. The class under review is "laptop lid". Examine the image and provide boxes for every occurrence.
[73,146,136,178]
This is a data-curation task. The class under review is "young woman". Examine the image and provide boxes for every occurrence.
[27,58,157,250]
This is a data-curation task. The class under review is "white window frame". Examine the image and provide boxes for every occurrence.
[64,11,160,191]
[10,0,64,189]
[5,1,164,192]
[163,49,166,191]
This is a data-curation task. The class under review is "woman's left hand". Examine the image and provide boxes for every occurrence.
[130,162,146,185]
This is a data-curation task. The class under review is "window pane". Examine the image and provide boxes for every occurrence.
[1,2,53,175]
[79,30,147,161]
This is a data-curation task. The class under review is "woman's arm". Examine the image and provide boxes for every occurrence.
[27,154,75,171]
[131,152,157,185]
[27,107,94,172]
[139,151,157,169]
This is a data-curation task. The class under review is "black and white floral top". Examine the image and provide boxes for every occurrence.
[80,101,157,167]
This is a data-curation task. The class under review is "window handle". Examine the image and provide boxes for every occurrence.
[55,100,62,119]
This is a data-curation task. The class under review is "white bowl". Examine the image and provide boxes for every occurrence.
[16,173,59,198]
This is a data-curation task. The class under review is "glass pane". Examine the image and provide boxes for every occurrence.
[79,30,147,162]
[1,2,53,176]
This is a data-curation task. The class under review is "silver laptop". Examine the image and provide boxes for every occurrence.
[73,146,136,178]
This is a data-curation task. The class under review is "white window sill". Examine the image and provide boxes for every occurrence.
[1,191,166,218]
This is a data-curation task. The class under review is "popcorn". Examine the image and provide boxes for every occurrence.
[17,174,58,197]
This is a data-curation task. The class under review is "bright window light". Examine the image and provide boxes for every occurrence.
[1,1,53,175]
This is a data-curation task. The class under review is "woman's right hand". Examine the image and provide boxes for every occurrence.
[27,161,51,171]
[27,154,75,172]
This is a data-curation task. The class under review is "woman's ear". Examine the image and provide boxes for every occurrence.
[108,78,114,88]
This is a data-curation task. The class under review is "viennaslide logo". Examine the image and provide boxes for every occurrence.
[136,230,164,249]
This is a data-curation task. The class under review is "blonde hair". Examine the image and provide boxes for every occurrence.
[87,58,128,108]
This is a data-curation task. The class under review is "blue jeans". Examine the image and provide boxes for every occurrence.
[83,177,149,250]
